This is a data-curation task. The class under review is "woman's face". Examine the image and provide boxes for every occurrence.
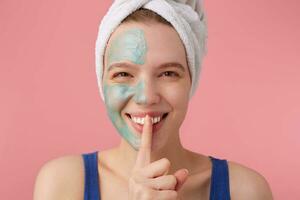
[102,22,191,150]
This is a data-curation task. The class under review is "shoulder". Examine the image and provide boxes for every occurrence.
[227,160,273,200]
[33,154,85,200]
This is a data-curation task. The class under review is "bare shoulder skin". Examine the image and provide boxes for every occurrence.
[33,155,84,200]
[228,160,274,200]
[180,151,274,200]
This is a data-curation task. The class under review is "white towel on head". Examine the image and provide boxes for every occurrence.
[95,0,207,101]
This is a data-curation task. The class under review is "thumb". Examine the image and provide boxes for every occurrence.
[174,168,189,191]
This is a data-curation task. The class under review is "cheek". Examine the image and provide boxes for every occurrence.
[161,83,190,109]
[103,83,140,149]
[104,84,133,111]
[160,82,190,129]
[104,80,147,110]
[103,84,134,131]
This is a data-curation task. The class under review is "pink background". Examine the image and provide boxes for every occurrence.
[1,0,299,199]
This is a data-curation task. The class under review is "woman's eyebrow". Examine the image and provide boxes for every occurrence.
[107,62,134,72]
[108,62,185,72]
[158,62,185,72]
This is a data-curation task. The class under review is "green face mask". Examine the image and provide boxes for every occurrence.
[107,28,147,67]
[103,28,148,150]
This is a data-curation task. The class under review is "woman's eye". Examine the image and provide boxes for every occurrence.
[160,71,179,77]
[113,72,132,78]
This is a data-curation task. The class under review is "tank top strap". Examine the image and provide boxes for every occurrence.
[82,151,101,200]
[209,156,231,200]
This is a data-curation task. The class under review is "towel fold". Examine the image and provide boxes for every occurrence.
[95,0,208,100]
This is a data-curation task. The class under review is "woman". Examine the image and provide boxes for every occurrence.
[34,1,273,200]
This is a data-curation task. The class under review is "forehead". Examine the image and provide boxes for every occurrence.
[104,22,188,69]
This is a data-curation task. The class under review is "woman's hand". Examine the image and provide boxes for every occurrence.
[128,115,189,200]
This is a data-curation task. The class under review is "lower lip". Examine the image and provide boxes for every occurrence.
[126,115,167,134]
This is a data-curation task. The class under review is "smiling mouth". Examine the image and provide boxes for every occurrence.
[124,112,169,134]
[125,113,168,125]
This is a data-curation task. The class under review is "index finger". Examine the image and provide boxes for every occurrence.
[134,115,153,168]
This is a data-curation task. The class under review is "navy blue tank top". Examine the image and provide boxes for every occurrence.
[82,151,230,200]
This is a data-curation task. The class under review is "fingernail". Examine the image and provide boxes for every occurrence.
[183,169,189,174]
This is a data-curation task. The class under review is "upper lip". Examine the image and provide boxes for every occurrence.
[126,111,168,118]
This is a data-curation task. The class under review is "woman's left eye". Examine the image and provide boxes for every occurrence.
[160,71,179,77]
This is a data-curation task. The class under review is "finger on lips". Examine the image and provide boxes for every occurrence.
[132,115,189,195]
[135,115,153,168]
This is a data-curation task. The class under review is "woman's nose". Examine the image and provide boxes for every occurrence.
[133,80,160,105]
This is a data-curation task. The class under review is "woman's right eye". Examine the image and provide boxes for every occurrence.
[112,72,133,79]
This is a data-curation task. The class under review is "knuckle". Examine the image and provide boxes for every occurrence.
[131,169,143,179]
[169,175,177,185]
[129,178,155,200]
[152,180,162,190]
[162,158,171,168]
[169,190,178,199]
[129,173,144,185]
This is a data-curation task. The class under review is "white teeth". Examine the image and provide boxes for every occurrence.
[133,117,138,124]
[155,117,161,123]
[130,115,162,125]
[141,117,145,124]
[137,118,141,124]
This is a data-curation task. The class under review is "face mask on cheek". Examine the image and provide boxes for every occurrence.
[103,27,149,150]
[103,81,147,150]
